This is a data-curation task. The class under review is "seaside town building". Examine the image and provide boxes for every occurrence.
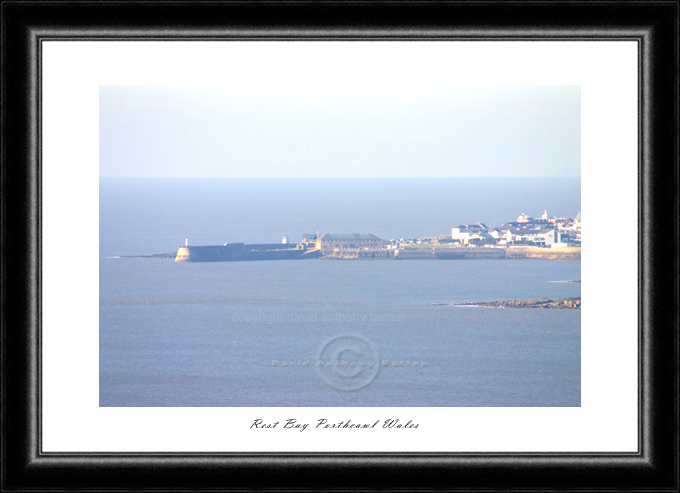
[308,210,579,255]
[316,233,383,253]
[451,223,491,245]
[452,211,580,248]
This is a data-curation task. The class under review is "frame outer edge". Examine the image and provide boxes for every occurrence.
[1,1,678,491]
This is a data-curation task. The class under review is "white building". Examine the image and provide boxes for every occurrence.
[451,227,471,243]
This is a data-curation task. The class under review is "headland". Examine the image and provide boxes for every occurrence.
[115,210,582,263]
[454,297,581,309]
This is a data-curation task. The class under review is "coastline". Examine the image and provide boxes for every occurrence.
[454,297,581,309]
[115,246,581,261]
[503,246,581,260]
[322,246,580,261]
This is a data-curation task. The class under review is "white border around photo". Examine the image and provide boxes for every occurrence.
[41,41,637,452]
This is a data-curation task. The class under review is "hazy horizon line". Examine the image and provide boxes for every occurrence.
[99,175,581,179]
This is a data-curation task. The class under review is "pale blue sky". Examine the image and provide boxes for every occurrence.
[99,85,580,178]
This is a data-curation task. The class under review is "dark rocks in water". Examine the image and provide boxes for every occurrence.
[456,297,581,309]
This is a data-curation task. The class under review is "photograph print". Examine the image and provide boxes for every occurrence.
[99,82,581,408]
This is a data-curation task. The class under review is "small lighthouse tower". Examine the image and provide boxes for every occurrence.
[175,239,191,263]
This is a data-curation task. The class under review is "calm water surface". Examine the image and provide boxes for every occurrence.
[100,178,580,407]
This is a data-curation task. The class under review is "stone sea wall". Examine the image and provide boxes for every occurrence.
[504,246,581,260]
[128,246,581,262]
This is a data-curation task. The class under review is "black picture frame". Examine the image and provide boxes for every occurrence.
[2,1,678,490]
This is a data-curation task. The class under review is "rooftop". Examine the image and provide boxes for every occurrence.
[320,233,383,241]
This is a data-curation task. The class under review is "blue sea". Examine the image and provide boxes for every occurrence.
[100,178,581,407]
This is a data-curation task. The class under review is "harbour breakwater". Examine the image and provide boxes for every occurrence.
[321,249,393,259]
[396,248,504,260]
[325,247,580,260]
[116,246,580,261]
[503,246,581,260]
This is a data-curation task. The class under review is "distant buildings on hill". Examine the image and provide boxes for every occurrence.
[451,211,581,248]
[289,210,581,253]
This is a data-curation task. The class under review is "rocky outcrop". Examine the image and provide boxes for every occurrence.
[456,297,581,309]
